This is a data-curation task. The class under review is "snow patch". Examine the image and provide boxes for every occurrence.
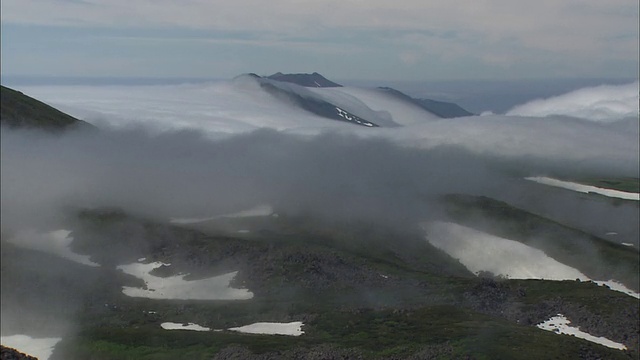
[161,322,210,331]
[228,322,304,336]
[537,314,626,350]
[423,222,639,298]
[526,177,640,201]
[0,335,62,360]
[8,229,99,267]
[424,222,585,280]
[117,261,253,300]
[621,242,633,247]
[593,280,639,298]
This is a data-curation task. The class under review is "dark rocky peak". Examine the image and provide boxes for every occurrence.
[0,345,38,360]
[267,72,342,88]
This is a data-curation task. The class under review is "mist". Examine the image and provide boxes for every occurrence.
[2,119,637,241]
[2,79,639,238]
[0,127,502,232]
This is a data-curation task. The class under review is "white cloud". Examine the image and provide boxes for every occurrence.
[2,0,637,62]
[507,82,639,122]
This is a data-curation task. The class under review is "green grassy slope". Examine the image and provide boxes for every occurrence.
[13,207,630,359]
[0,85,92,130]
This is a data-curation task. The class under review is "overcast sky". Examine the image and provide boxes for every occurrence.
[1,1,638,81]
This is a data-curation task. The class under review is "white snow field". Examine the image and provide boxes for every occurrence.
[117,261,253,300]
[171,204,274,224]
[0,334,62,360]
[8,229,99,267]
[228,321,304,336]
[423,222,639,298]
[526,177,639,201]
[537,314,627,350]
[158,321,304,336]
[160,322,211,331]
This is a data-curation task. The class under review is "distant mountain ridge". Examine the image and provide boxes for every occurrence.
[267,72,343,88]
[235,74,380,127]
[1,85,92,130]
[377,86,474,118]
[265,72,473,119]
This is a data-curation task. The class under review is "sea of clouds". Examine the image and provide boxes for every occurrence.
[1,79,637,244]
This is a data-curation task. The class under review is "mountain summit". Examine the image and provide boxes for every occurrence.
[267,72,343,88]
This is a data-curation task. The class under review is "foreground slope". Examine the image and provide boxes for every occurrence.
[2,204,638,359]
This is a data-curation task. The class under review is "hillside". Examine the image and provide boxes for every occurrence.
[264,73,474,119]
[0,85,91,130]
[1,202,638,359]
[378,87,474,118]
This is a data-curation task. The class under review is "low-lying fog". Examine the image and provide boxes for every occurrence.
[2,79,638,240]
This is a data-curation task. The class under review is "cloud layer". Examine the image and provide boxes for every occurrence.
[1,1,637,79]
[1,81,638,245]
[507,82,639,121]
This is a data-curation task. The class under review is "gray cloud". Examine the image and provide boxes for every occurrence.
[507,82,640,121]
[1,117,636,239]
[1,1,637,79]
[1,80,637,246]
[0,127,492,230]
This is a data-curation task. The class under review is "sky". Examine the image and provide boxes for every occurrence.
[1,0,638,81]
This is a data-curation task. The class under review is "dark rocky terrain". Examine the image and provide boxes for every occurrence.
[267,72,343,88]
[0,346,38,360]
[2,206,637,359]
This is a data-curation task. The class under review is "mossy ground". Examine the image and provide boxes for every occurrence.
[5,198,637,359]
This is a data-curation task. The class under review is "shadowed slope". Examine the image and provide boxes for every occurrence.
[1,85,92,130]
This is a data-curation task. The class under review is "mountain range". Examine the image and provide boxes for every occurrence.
[0,75,638,360]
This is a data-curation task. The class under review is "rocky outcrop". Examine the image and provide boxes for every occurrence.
[0,346,38,360]
[267,72,342,88]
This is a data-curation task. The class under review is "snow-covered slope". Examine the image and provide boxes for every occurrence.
[423,221,639,298]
